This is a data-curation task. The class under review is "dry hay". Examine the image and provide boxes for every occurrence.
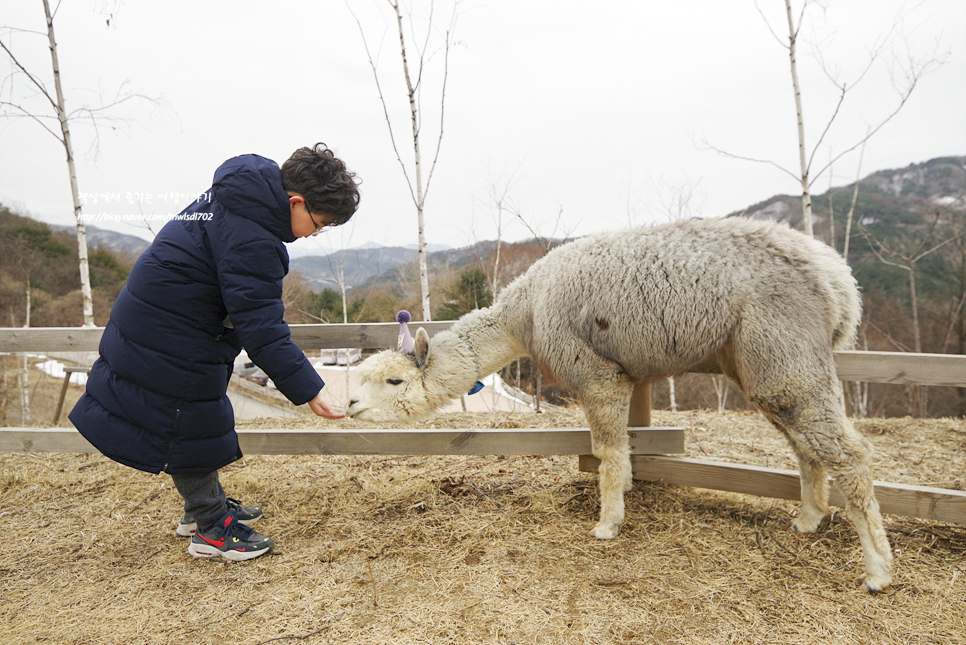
[1,409,964,644]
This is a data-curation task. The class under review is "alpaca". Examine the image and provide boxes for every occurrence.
[347,217,892,592]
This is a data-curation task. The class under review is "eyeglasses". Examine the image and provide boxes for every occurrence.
[306,208,328,237]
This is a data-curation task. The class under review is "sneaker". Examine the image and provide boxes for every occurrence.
[176,498,263,537]
[187,513,274,561]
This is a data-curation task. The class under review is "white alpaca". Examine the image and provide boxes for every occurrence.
[347,217,892,592]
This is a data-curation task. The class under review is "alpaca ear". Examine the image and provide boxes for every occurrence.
[413,327,431,368]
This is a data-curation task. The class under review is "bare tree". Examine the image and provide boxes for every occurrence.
[348,0,459,321]
[469,163,525,297]
[510,203,576,256]
[1,1,163,326]
[319,227,367,410]
[839,136,869,261]
[705,0,945,237]
[710,375,730,413]
[860,213,961,416]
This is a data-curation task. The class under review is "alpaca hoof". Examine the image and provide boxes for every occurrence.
[858,574,892,594]
[590,522,620,540]
[791,515,822,533]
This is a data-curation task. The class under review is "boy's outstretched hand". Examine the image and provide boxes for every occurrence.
[307,391,345,419]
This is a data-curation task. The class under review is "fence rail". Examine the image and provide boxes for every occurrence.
[2,324,965,387]
[0,427,686,457]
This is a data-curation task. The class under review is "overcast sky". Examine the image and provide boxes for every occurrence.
[2,0,964,258]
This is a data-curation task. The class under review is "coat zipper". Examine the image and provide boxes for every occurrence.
[162,398,186,473]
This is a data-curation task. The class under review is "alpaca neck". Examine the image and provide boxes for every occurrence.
[448,305,527,382]
[421,304,528,404]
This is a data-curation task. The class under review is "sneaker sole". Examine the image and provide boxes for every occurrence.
[177,516,259,537]
[187,540,273,562]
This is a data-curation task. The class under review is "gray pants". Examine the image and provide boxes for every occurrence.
[170,471,227,534]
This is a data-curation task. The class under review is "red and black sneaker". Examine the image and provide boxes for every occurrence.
[187,513,274,561]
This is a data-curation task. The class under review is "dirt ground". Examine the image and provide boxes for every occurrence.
[1,403,965,643]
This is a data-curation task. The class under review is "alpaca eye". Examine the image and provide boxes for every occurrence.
[386,378,404,386]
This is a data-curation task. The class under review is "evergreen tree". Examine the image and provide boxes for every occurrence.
[436,268,492,321]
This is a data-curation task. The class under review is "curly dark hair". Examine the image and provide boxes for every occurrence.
[280,143,361,226]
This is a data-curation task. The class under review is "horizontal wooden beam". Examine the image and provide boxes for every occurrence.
[237,427,684,456]
[0,428,98,453]
[289,322,455,351]
[0,327,104,353]
[2,326,964,387]
[0,427,685,457]
[579,455,966,524]
[0,323,457,353]
[834,350,966,388]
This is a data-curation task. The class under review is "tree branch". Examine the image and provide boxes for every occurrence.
[0,37,59,113]
[0,100,64,142]
[420,14,457,202]
[805,78,847,176]
[858,223,912,271]
[698,138,800,182]
[345,2,419,207]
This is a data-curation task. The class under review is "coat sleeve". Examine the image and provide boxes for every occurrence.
[216,238,324,405]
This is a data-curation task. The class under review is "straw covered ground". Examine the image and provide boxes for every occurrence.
[1,408,964,644]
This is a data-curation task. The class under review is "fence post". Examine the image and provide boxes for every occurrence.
[629,382,651,427]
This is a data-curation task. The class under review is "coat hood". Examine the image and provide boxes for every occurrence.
[211,154,296,243]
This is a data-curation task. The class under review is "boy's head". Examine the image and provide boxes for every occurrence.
[281,143,360,227]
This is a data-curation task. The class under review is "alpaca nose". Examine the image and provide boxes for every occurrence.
[345,399,359,419]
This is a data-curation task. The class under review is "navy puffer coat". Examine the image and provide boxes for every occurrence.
[70,154,324,474]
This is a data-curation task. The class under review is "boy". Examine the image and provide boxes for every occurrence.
[69,143,360,561]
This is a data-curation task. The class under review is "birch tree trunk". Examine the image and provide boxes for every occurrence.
[338,257,351,409]
[784,0,813,237]
[842,137,868,261]
[711,375,729,413]
[843,176,860,262]
[392,1,432,321]
[20,289,31,423]
[20,353,30,425]
[0,355,7,423]
[43,0,94,326]
[667,377,677,412]
[907,266,929,416]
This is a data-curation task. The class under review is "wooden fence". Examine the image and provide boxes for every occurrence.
[1,324,964,524]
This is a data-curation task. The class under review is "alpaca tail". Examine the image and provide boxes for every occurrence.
[832,273,863,351]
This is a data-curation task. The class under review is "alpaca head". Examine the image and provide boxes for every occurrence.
[347,327,440,422]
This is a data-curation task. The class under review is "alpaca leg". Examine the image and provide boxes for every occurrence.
[753,389,892,591]
[732,316,892,591]
[749,388,831,532]
[799,415,892,590]
[579,384,633,540]
[832,462,893,592]
[590,441,632,540]
[790,448,829,533]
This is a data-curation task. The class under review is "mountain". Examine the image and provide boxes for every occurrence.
[51,223,459,292]
[730,156,966,230]
[291,246,424,291]
[51,224,151,259]
[291,243,470,292]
